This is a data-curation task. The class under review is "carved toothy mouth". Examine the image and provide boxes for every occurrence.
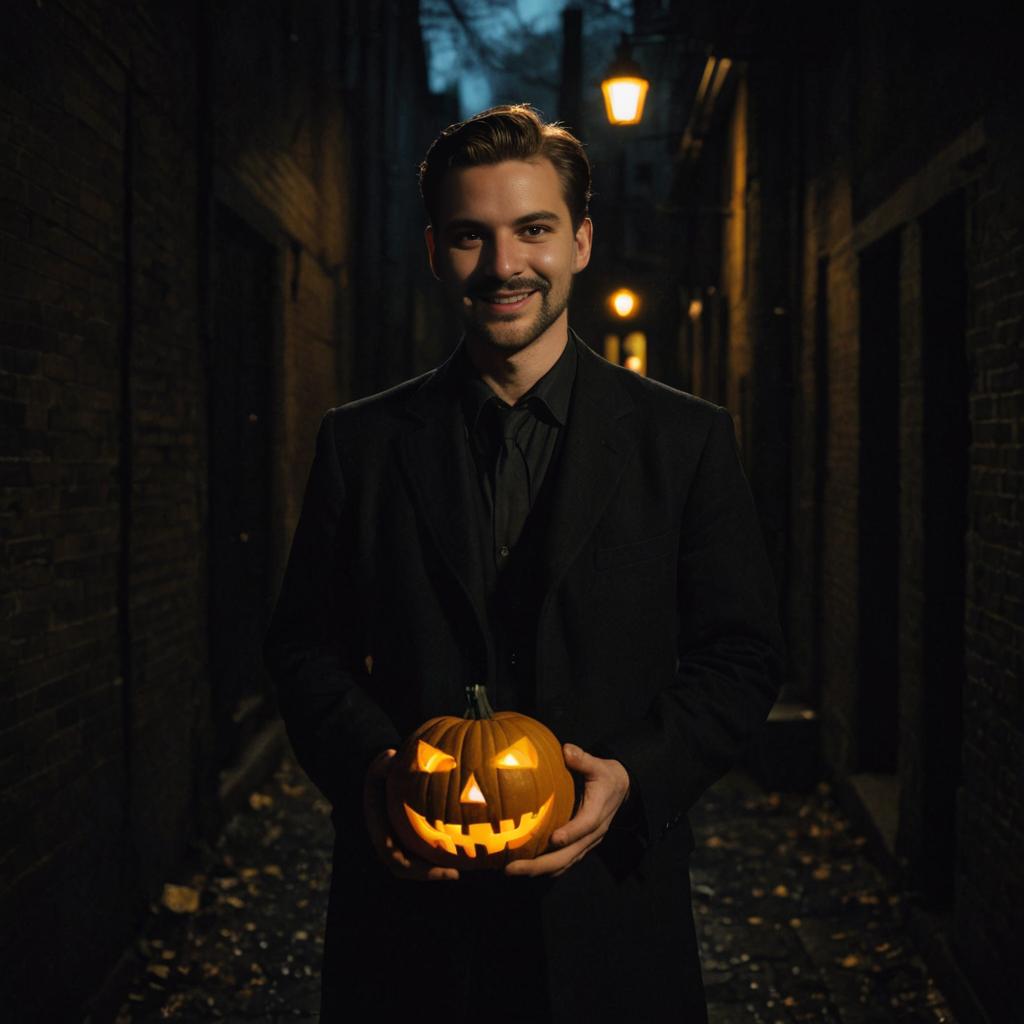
[402,794,554,858]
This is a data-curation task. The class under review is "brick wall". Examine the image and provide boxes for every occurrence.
[685,2,1021,1016]
[956,100,1024,1019]
[1,2,202,1014]
[1,2,436,1018]
[783,8,1022,1019]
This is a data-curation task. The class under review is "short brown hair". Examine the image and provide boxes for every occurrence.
[419,104,591,230]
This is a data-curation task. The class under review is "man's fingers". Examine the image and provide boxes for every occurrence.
[425,866,459,881]
[368,748,397,780]
[550,804,603,847]
[505,833,599,877]
[563,742,598,773]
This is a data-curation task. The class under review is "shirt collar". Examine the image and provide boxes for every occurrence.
[458,332,578,435]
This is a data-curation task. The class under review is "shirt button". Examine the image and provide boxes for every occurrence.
[499,545,510,558]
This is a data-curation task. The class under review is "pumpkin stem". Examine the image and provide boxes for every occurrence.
[464,684,495,720]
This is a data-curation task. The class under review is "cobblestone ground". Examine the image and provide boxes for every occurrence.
[108,754,957,1024]
[690,774,956,1024]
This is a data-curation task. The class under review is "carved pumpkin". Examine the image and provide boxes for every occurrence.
[385,685,575,870]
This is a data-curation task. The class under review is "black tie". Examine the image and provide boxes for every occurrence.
[489,403,532,563]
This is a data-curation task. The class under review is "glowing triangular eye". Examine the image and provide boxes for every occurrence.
[416,739,456,773]
[459,772,487,804]
[493,736,538,769]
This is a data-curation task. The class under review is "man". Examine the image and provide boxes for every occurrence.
[264,104,783,1022]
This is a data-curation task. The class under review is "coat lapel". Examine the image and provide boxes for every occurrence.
[540,336,638,595]
[396,336,638,689]
[397,347,493,681]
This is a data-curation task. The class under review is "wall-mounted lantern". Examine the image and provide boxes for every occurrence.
[600,38,650,126]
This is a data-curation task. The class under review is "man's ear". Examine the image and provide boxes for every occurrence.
[425,224,441,280]
[572,217,593,274]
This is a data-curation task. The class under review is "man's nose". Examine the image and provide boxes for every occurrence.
[481,233,523,281]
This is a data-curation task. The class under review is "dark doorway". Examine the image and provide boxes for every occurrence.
[857,231,901,773]
[919,190,968,905]
[208,204,275,769]
[811,256,830,703]
[715,293,730,406]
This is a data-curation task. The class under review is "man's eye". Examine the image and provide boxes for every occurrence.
[453,231,481,245]
[522,225,550,237]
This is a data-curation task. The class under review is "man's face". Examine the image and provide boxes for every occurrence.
[426,158,592,355]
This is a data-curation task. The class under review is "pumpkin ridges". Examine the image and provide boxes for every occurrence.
[479,715,498,860]
[418,717,451,828]
[491,716,517,864]
[493,712,528,847]
[527,718,573,834]
[438,717,466,828]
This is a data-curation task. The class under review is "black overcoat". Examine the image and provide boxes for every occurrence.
[263,336,783,1022]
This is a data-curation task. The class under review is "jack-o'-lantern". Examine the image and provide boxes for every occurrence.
[385,685,576,870]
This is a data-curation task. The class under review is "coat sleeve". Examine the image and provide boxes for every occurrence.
[598,406,784,846]
[262,410,402,811]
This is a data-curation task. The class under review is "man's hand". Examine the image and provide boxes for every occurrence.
[363,748,459,881]
[504,744,630,878]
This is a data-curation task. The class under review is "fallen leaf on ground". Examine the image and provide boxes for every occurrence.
[161,884,200,914]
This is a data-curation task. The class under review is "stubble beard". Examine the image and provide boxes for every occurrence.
[462,277,572,356]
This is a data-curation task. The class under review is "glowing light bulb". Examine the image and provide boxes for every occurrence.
[610,288,638,318]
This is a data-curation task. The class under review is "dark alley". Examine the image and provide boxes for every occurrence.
[2,1,1021,1022]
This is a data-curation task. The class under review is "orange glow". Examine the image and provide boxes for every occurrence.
[601,76,649,125]
[610,288,638,318]
[416,739,456,773]
[494,736,538,769]
[402,794,554,858]
[688,298,703,320]
[459,772,486,804]
[603,334,621,364]
[623,331,647,376]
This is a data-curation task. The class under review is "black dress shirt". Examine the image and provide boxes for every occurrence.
[458,336,577,711]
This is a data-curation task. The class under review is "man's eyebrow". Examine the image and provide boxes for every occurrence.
[513,210,561,225]
[443,210,562,232]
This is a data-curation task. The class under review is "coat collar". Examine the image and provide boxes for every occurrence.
[398,333,638,679]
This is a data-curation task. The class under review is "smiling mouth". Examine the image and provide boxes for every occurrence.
[475,290,538,312]
[402,794,553,858]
